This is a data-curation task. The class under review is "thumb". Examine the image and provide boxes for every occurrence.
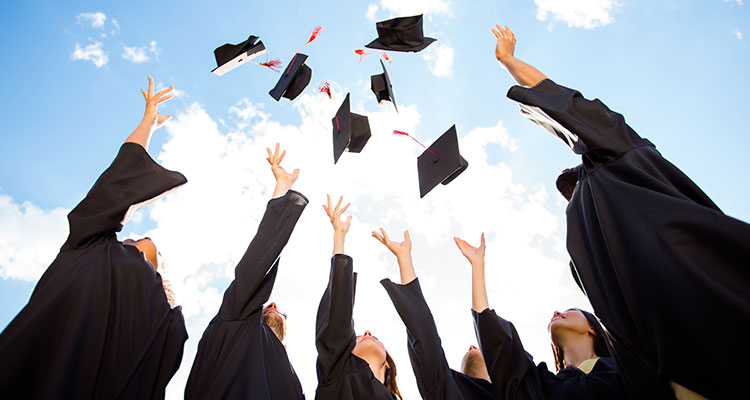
[404,230,410,242]
[293,168,300,177]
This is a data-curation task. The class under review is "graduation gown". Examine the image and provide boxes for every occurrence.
[185,190,308,399]
[381,278,495,400]
[473,309,625,400]
[315,254,396,400]
[507,79,750,399]
[0,142,188,399]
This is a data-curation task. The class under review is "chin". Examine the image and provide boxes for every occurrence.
[353,340,386,360]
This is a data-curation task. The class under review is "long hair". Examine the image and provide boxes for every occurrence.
[552,309,610,372]
[384,350,402,399]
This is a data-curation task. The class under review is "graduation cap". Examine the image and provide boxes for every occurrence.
[269,53,312,101]
[416,125,468,198]
[365,15,436,53]
[211,35,266,76]
[556,165,582,201]
[371,59,397,112]
[332,93,371,164]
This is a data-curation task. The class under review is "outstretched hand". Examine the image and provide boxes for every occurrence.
[454,233,486,266]
[141,76,173,129]
[323,195,352,234]
[372,228,412,259]
[266,143,300,198]
[491,24,516,64]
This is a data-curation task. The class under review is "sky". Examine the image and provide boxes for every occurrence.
[0,0,747,398]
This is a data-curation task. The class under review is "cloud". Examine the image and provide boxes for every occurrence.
[366,4,379,21]
[724,0,743,6]
[76,12,106,28]
[734,27,743,40]
[141,85,589,399]
[0,195,69,281]
[122,41,160,64]
[370,0,452,18]
[71,42,108,68]
[422,43,454,77]
[534,0,620,29]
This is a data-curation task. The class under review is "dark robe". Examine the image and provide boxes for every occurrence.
[0,142,188,399]
[507,79,750,399]
[474,309,625,400]
[185,190,308,399]
[315,254,396,400]
[381,278,495,400]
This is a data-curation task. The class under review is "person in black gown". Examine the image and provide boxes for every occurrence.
[0,77,187,399]
[315,196,402,400]
[454,233,626,400]
[185,144,308,399]
[373,227,496,399]
[492,23,750,399]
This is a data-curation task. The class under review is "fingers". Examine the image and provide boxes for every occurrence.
[334,196,343,214]
[491,27,501,39]
[154,85,174,99]
[371,230,385,244]
[266,147,273,162]
[326,194,332,214]
[277,150,286,165]
[141,89,148,101]
[339,202,351,215]
[345,215,352,225]
[148,76,154,97]
[154,95,173,105]
[379,227,391,243]
[274,143,280,159]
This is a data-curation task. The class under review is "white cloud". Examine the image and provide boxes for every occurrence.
[366,4,379,21]
[534,0,620,29]
[0,195,69,281]
[724,0,744,6]
[374,0,452,17]
[141,86,589,399]
[422,43,454,77]
[71,41,108,68]
[734,27,743,40]
[122,41,160,64]
[76,12,106,28]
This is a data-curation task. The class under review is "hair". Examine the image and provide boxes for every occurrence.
[461,351,488,380]
[263,312,287,341]
[384,350,402,399]
[552,309,610,372]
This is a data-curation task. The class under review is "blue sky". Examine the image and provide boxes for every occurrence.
[1,1,747,398]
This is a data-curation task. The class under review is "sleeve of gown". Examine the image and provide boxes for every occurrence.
[315,254,357,385]
[506,79,645,158]
[473,308,546,400]
[381,278,460,399]
[63,142,187,250]
[218,190,308,321]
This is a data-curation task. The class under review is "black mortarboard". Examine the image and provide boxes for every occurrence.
[365,15,437,53]
[417,125,468,198]
[211,35,266,76]
[332,93,371,164]
[269,53,312,101]
[556,164,582,201]
[371,59,398,112]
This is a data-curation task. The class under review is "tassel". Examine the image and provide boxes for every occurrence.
[319,82,332,99]
[355,49,370,63]
[307,25,323,44]
[256,58,282,72]
[393,130,439,160]
[380,52,392,63]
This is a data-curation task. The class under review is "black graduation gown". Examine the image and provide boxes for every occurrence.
[381,278,496,400]
[315,254,396,400]
[185,190,308,400]
[473,309,625,400]
[0,142,188,399]
[507,79,750,399]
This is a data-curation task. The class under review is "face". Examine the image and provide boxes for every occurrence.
[123,237,159,270]
[352,330,387,363]
[461,345,490,381]
[548,309,593,345]
[263,302,287,341]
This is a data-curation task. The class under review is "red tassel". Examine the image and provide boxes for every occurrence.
[393,130,439,160]
[319,82,332,99]
[380,52,392,64]
[307,25,323,44]
[355,49,370,63]
[258,58,282,72]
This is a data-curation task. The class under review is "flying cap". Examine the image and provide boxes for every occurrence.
[365,15,436,53]
[371,59,398,112]
[211,35,266,76]
[417,125,468,198]
[269,53,312,101]
[332,93,371,164]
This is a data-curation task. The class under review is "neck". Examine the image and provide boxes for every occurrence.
[561,339,597,369]
[357,353,386,384]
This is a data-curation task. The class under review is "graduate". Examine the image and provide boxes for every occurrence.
[374,227,496,399]
[185,144,308,399]
[315,196,402,400]
[492,24,750,399]
[454,234,626,400]
[0,77,187,399]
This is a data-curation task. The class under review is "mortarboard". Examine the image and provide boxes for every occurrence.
[211,35,266,76]
[332,93,371,164]
[371,59,398,112]
[269,53,312,101]
[417,125,468,198]
[365,15,436,53]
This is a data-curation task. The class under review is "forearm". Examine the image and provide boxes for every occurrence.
[125,117,156,150]
[333,231,346,255]
[397,253,416,284]
[272,181,292,199]
[500,56,548,88]
[471,261,489,312]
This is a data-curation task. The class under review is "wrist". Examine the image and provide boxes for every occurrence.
[498,54,515,66]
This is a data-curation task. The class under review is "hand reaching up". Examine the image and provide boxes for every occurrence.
[492,25,516,65]
[454,233,486,266]
[266,143,300,198]
[141,76,173,130]
[372,228,412,259]
[324,195,351,255]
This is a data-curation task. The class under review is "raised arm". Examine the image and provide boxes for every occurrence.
[372,228,415,284]
[125,76,173,151]
[454,233,488,312]
[492,25,547,88]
